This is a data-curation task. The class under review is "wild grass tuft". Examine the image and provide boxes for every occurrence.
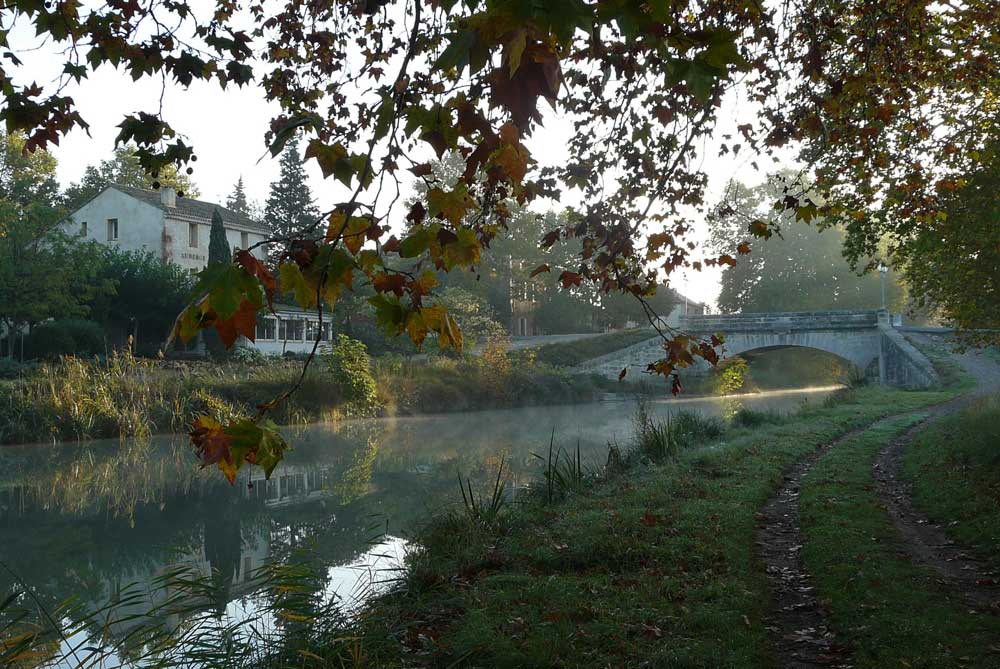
[533,433,594,503]
[730,407,786,428]
[458,455,509,529]
[632,398,725,460]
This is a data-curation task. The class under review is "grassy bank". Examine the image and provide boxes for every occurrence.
[530,328,654,367]
[901,395,1000,572]
[347,385,951,666]
[800,414,1000,667]
[0,346,601,445]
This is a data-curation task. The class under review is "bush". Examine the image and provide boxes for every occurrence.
[0,358,38,379]
[24,319,105,360]
[326,335,379,415]
[231,345,265,366]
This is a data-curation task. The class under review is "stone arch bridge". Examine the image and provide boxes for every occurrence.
[575,310,939,388]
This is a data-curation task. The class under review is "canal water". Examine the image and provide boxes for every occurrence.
[0,387,836,665]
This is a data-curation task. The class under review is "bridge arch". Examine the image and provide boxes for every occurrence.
[718,332,881,376]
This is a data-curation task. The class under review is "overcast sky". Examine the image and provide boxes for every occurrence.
[10,14,791,309]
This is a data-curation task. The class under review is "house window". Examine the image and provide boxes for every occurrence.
[107,218,118,241]
[256,317,276,341]
[241,231,249,249]
[278,319,304,341]
[306,320,320,342]
[80,221,87,237]
[188,223,198,248]
[322,322,332,341]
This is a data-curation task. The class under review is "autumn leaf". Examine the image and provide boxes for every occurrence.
[559,271,583,288]
[191,416,289,484]
[427,184,476,226]
[279,262,317,309]
[213,299,259,348]
[529,263,550,278]
[325,211,372,254]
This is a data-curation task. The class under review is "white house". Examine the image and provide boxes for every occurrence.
[67,184,332,354]
[67,184,270,272]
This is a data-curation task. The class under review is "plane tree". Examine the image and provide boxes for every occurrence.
[4,0,998,479]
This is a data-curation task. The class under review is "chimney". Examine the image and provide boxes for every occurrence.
[160,186,177,208]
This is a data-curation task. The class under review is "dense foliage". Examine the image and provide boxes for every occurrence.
[209,208,232,266]
[903,148,1000,343]
[708,175,904,314]
[62,145,200,209]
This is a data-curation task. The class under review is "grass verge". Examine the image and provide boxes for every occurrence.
[530,328,655,367]
[351,386,951,667]
[800,415,1000,668]
[900,395,1000,572]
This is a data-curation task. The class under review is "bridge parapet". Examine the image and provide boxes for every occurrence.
[681,309,881,333]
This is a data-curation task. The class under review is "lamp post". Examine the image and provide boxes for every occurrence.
[878,263,888,311]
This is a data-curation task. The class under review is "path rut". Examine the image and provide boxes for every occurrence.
[756,420,883,668]
[757,336,1000,665]
[873,337,1000,610]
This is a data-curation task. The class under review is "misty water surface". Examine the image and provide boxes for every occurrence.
[0,388,836,663]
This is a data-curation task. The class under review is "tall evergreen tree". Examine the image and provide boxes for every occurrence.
[208,208,231,265]
[263,136,319,255]
[225,176,251,217]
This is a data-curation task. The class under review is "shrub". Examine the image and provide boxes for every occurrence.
[231,345,265,366]
[24,319,104,360]
[325,335,379,415]
[714,356,750,395]
[0,358,38,379]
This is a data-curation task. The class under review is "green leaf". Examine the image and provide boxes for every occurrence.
[374,92,394,140]
[279,262,316,309]
[399,227,433,258]
[368,293,405,335]
[434,29,476,74]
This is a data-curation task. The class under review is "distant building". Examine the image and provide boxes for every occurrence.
[66,184,269,273]
[65,185,331,354]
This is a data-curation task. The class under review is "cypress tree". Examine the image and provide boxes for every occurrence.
[208,208,231,265]
[204,208,232,358]
[263,136,319,254]
[226,176,251,217]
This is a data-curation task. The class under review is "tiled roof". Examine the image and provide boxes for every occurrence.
[112,184,269,233]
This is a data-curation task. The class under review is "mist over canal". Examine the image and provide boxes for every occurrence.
[0,387,837,664]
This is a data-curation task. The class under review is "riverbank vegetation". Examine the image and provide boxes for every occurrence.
[348,385,952,666]
[0,340,603,445]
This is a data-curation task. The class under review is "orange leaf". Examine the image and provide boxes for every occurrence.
[235,250,276,308]
[558,271,583,288]
[213,299,259,348]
